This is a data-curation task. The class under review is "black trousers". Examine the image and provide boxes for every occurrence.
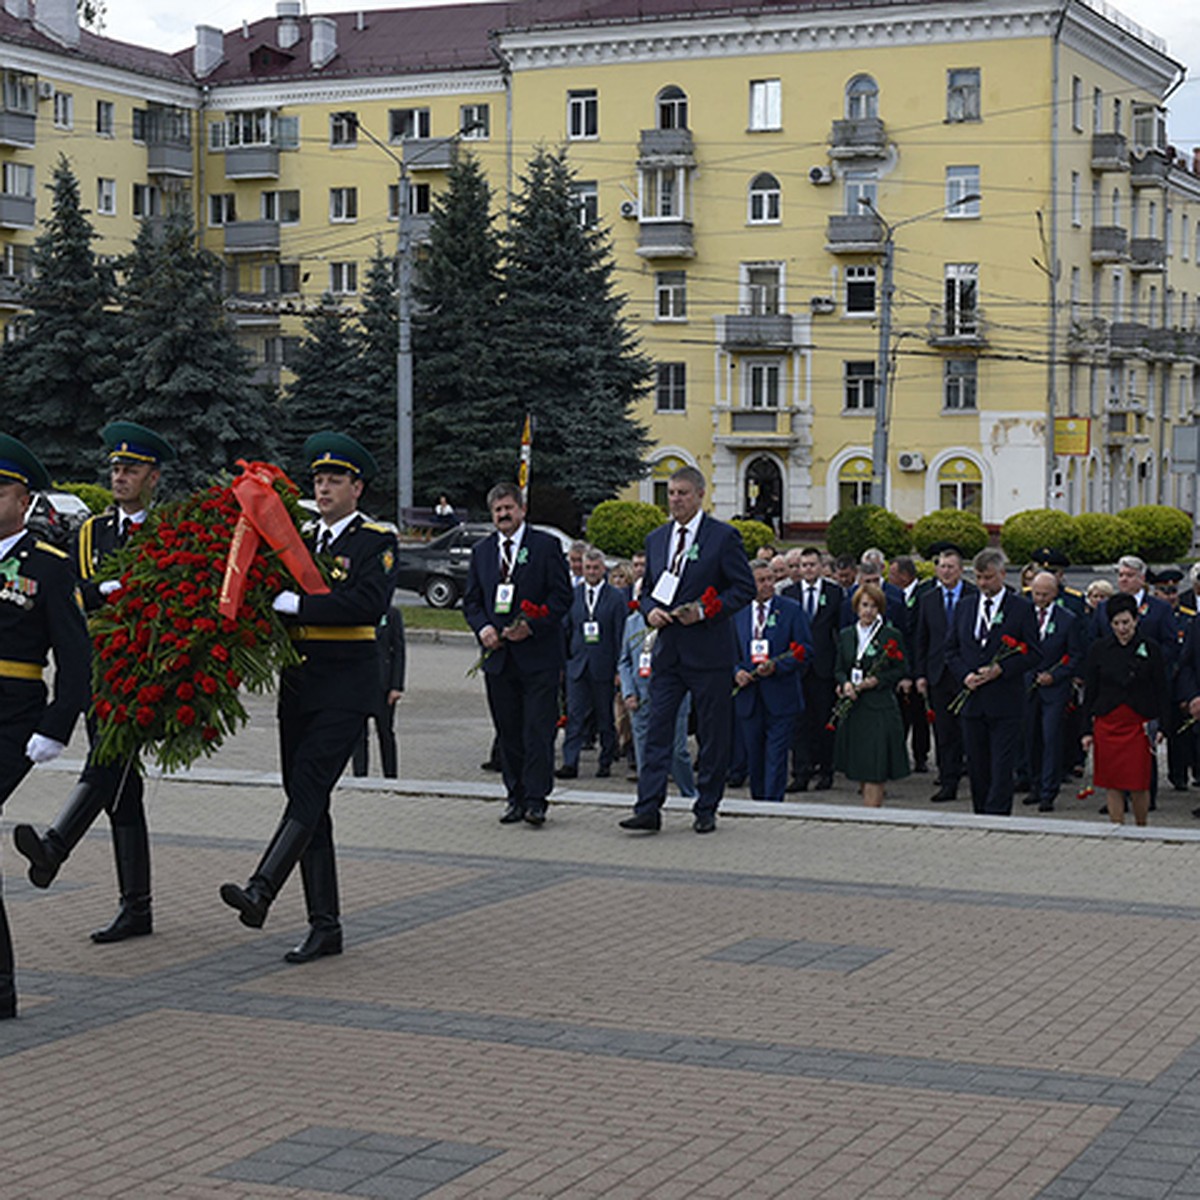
[351,699,398,778]
[898,684,930,766]
[484,660,559,811]
[928,671,966,792]
[278,695,366,832]
[793,673,835,781]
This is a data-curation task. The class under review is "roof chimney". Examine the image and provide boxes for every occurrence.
[194,25,224,78]
[277,0,301,49]
[3,0,31,20]
[310,16,337,69]
[33,0,79,47]
[1194,147,1200,177]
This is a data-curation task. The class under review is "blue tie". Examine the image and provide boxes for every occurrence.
[944,588,954,623]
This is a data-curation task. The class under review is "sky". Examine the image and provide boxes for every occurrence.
[101,0,1200,149]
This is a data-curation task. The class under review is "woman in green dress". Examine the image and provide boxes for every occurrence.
[832,583,910,806]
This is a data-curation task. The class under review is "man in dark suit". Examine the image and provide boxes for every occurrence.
[220,432,396,963]
[946,547,1040,816]
[0,435,91,1019]
[889,554,931,773]
[734,562,811,803]
[782,545,842,791]
[1094,555,1177,662]
[350,600,407,779]
[464,483,573,826]
[619,466,755,834]
[1022,572,1084,812]
[915,545,978,803]
[1176,613,1200,818]
[558,547,625,779]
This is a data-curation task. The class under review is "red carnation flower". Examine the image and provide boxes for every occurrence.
[1000,634,1017,648]
[201,726,219,742]
[789,641,806,662]
[112,704,128,725]
[135,707,155,728]
[700,586,722,619]
[210,644,230,663]
[176,682,195,701]
[176,705,196,727]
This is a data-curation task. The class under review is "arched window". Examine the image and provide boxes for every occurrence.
[838,456,873,510]
[656,85,688,131]
[748,172,781,224]
[937,457,982,513]
[651,454,688,510]
[846,74,878,120]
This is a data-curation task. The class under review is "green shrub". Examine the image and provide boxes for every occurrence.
[910,508,989,559]
[730,518,777,558]
[1116,505,1193,562]
[585,499,665,559]
[1068,512,1138,565]
[52,480,112,513]
[826,505,910,560]
[999,508,1075,565]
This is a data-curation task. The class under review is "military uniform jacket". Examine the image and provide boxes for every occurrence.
[281,515,397,714]
[0,530,91,744]
[74,509,136,613]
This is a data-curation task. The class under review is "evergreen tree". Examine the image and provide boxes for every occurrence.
[499,147,650,512]
[356,244,399,512]
[0,156,117,480]
[412,154,507,513]
[97,210,275,493]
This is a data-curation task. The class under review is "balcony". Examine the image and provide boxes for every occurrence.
[825,213,884,253]
[1109,322,1151,354]
[0,194,36,229]
[408,212,433,244]
[828,117,887,159]
[1104,411,1136,444]
[1090,132,1129,172]
[224,219,280,254]
[1090,225,1128,263]
[0,272,29,308]
[637,128,695,165]
[250,362,282,387]
[636,220,694,259]
[1130,150,1169,187]
[713,406,805,448]
[0,111,35,148]
[225,145,280,180]
[1129,237,1165,272]
[403,137,456,172]
[928,306,987,347]
[147,140,193,177]
[718,313,799,350]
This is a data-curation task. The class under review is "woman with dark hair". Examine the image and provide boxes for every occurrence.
[832,583,909,806]
[1082,591,1168,826]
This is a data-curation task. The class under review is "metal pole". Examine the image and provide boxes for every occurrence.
[397,163,413,521]
[871,228,894,509]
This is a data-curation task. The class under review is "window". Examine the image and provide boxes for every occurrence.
[944,361,978,411]
[655,271,687,320]
[2,71,35,114]
[1112,189,1121,227]
[744,264,782,315]
[1132,103,1166,152]
[946,68,980,122]
[641,166,684,219]
[746,361,781,409]
[568,89,598,139]
[208,120,226,151]
[2,162,33,197]
[1183,215,1190,262]
[944,264,978,336]
[838,457,873,510]
[656,86,687,130]
[410,182,431,215]
[1071,76,1082,131]
[132,107,148,142]
[330,111,357,146]
[330,262,358,294]
[459,104,489,138]
[209,193,236,225]
[571,181,598,227]
[945,165,980,217]
[226,110,276,147]
[97,178,116,216]
[845,265,876,314]
[96,100,114,136]
[53,91,73,129]
[262,262,302,296]
[329,186,357,222]
[1092,87,1103,133]
[938,456,982,511]
[844,169,877,215]
[1165,208,1173,256]
[748,172,781,223]
[261,189,300,223]
[132,184,161,219]
[1071,171,1081,226]
[845,75,878,120]
[1092,178,1101,225]
[655,362,686,412]
[1112,271,1123,321]
[1112,97,1122,136]
[389,107,430,141]
[844,361,876,411]
[1148,199,1158,238]
[748,79,781,131]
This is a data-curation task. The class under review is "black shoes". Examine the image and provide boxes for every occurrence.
[91,901,152,943]
[0,988,14,1021]
[619,811,661,832]
[786,777,808,793]
[931,790,957,803]
[284,925,342,964]
[220,818,310,929]
[1038,799,1055,812]
[1021,795,1040,806]
[693,814,717,834]
[524,804,547,827]
[13,824,61,888]
[811,775,833,791]
[555,765,578,780]
[219,881,272,929]
[596,764,611,778]
[498,803,525,824]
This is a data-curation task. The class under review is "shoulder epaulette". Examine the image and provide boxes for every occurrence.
[1065,586,1084,596]
[34,540,69,559]
[1181,607,1197,618]
[360,521,392,534]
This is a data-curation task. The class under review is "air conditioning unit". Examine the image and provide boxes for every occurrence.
[619,200,638,220]
[809,166,833,185]
[37,80,55,101]
[810,296,836,314]
[897,451,927,473]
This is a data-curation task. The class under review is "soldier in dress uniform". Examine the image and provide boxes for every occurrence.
[13,421,175,943]
[1151,568,1195,792]
[220,432,396,963]
[0,435,91,1019]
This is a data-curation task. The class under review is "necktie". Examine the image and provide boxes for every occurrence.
[317,529,331,555]
[944,588,954,623]
[978,596,993,643]
[587,586,596,610]
[500,537,514,583]
[806,585,816,619]
[117,517,128,547]
[1038,607,1049,639]
[755,602,768,638]
[671,526,687,574]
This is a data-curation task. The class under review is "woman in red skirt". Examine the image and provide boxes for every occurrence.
[1082,592,1168,826]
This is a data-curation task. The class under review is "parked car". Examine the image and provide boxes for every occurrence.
[27,491,92,550]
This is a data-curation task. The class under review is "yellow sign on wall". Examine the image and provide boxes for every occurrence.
[1054,418,1091,456]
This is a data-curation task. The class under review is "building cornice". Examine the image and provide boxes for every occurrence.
[207,68,504,111]
[0,39,196,106]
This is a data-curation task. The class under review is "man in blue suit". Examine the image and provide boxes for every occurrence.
[733,562,812,803]
[1022,572,1084,813]
[464,483,573,826]
[1094,555,1177,663]
[619,466,755,834]
[558,548,626,779]
[946,548,1040,816]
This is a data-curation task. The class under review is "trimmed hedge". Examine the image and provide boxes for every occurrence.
[999,508,1075,565]
[1068,512,1138,565]
[730,518,777,558]
[585,499,666,559]
[1116,505,1192,562]
[826,504,910,560]
[911,508,989,559]
[53,480,112,513]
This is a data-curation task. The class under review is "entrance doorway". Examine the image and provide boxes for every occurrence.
[744,456,782,532]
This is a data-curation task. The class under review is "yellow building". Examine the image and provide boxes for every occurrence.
[3,0,1198,529]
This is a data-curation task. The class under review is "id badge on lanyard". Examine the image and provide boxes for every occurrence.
[650,570,679,606]
[750,638,770,665]
[583,620,600,644]
[495,582,515,614]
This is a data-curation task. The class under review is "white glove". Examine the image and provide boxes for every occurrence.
[98,580,121,597]
[26,733,66,764]
[272,591,301,615]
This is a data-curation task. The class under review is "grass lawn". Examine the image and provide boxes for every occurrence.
[399,603,470,633]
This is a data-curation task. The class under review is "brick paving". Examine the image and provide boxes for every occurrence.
[2,641,1200,1196]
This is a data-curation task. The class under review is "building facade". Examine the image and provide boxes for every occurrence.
[2,0,1198,528]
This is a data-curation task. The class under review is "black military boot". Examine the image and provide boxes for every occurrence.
[13,781,107,889]
[284,842,343,964]
[1,902,16,1020]
[91,823,153,943]
[220,819,310,929]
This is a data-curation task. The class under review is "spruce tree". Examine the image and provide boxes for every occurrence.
[499,147,650,512]
[0,156,116,480]
[356,244,399,512]
[412,153,507,514]
[97,210,275,493]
